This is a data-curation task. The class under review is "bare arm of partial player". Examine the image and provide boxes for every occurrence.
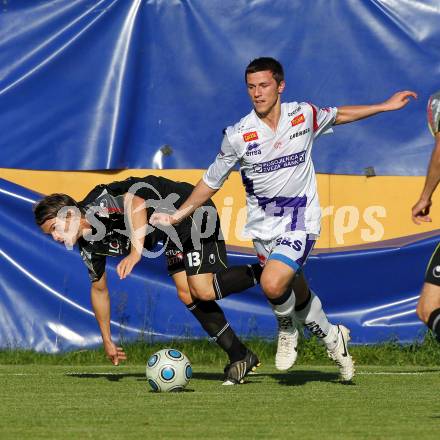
[335,90,417,125]
[116,194,148,279]
[150,179,219,227]
[170,180,219,222]
[412,133,440,224]
[91,272,127,365]
[150,137,238,227]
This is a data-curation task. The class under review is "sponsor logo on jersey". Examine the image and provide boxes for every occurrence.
[247,142,260,151]
[252,150,306,173]
[98,195,124,214]
[209,254,216,264]
[166,249,183,257]
[288,106,301,117]
[166,250,184,266]
[97,200,110,217]
[243,131,258,142]
[245,142,261,156]
[289,127,310,140]
[433,265,440,278]
[291,114,305,126]
[273,141,282,149]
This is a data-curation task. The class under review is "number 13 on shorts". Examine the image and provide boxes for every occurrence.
[187,251,201,267]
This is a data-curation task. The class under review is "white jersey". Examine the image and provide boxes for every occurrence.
[203,101,337,241]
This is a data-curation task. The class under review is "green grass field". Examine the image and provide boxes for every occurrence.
[1,338,440,440]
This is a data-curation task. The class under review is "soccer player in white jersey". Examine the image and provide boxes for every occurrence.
[411,91,440,343]
[151,57,416,381]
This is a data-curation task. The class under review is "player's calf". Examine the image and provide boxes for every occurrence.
[213,263,262,300]
[415,283,440,342]
[188,263,262,301]
[427,308,440,343]
[186,300,248,364]
[258,263,300,371]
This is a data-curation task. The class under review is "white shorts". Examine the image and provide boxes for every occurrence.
[253,231,317,271]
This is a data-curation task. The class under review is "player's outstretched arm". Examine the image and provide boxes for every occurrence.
[335,90,417,125]
[412,133,440,224]
[150,179,218,227]
[117,195,147,279]
[91,273,127,365]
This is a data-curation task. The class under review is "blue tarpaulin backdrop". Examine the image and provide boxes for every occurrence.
[0,179,433,351]
[1,0,440,174]
[1,1,438,350]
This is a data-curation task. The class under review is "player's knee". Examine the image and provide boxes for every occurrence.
[260,273,285,299]
[189,285,215,302]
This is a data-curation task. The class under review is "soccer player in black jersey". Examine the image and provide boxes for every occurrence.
[34,175,262,385]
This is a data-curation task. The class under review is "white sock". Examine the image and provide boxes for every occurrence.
[270,289,296,318]
[295,290,338,348]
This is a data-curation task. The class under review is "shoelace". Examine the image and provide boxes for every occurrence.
[278,334,292,350]
[278,316,293,330]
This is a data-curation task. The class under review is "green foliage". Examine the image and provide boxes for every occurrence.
[1,332,439,366]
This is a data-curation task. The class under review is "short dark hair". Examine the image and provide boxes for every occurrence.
[245,57,284,84]
[33,193,79,226]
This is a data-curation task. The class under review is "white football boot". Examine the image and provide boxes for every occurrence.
[327,325,355,382]
[275,315,299,371]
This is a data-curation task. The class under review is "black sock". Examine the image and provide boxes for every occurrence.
[268,287,292,306]
[295,289,312,311]
[427,308,440,342]
[213,263,262,300]
[186,300,248,362]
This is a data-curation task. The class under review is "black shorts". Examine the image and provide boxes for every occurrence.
[164,200,227,276]
[165,238,228,276]
[425,243,440,286]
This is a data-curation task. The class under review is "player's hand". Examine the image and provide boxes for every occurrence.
[116,252,141,279]
[411,198,432,224]
[149,212,177,227]
[382,90,417,111]
[103,340,127,366]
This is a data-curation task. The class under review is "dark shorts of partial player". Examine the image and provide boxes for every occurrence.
[165,238,228,276]
[425,243,440,286]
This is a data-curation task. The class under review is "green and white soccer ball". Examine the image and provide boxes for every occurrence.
[146,348,192,392]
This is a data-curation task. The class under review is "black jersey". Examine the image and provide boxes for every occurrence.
[77,175,216,282]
